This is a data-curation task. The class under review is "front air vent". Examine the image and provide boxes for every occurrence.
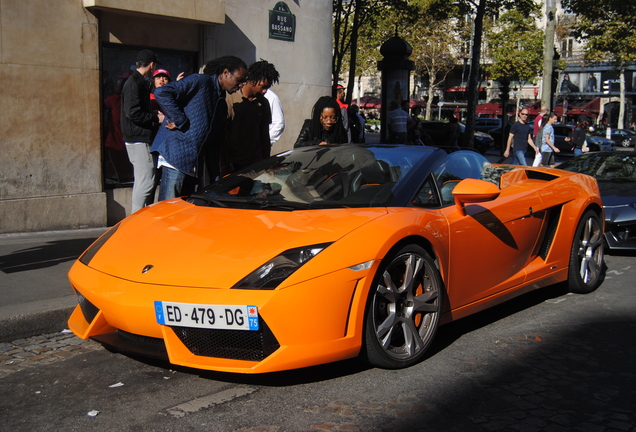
[538,206,563,259]
[526,170,559,181]
[77,291,99,324]
[171,318,280,362]
[91,330,168,360]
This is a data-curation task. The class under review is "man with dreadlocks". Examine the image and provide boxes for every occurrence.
[152,55,247,199]
[221,60,280,174]
[294,96,349,147]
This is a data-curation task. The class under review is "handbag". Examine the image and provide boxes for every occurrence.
[582,138,589,152]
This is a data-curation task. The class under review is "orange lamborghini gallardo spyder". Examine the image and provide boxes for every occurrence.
[68,145,605,373]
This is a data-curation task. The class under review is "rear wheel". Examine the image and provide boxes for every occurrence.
[568,210,604,294]
[363,245,442,369]
[622,139,631,148]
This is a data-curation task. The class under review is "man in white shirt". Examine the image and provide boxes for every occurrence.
[264,89,285,145]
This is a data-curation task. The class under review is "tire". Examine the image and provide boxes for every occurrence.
[363,244,442,369]
[622,139,631,148]
[568,210,604,294]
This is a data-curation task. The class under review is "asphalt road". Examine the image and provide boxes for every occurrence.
[1,253,634,432]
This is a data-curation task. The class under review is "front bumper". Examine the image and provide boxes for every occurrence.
[604,221,636,250]
[67,261,373,373]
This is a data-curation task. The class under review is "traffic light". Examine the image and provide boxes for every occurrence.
[603,80,611,94]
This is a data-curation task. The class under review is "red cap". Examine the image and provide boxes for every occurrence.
[153,69,171,77]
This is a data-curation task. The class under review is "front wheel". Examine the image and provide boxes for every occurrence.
[568,210,604,294]
[363,245,442,369]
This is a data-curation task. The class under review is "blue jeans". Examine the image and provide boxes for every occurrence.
[158,166,197,201]
[573,148,583,157]
[514,150,528,166]
[158,166,186,201]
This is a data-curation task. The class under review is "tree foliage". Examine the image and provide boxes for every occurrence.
[415,0,538,149]
[332,0,409,101]
[485,10,544,84]
[561,0,636,66]
[561,0,636,128]
[407,19,462,120]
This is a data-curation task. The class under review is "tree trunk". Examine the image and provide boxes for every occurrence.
[426,84,434,121]
[463,0,486,149]
[346,0,362,103]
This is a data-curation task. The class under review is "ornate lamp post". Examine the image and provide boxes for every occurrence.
[377,33,415,143]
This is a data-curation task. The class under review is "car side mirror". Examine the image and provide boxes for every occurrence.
[452,178,501,215]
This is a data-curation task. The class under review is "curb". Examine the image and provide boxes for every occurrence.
[0,294,79,343]
[0,306,76,343]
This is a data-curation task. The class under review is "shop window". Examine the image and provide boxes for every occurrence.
[101,44,197,188]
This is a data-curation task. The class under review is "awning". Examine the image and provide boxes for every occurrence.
[445,86,486,92]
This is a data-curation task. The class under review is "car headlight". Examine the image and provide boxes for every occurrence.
[232,243,332,290]
[78,224,120,266]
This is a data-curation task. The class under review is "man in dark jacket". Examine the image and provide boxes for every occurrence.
[222,60,279,174]
[152,56,247,200]
[121,49,164,213]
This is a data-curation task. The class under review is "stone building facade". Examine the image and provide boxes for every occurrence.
[0,0,332,233]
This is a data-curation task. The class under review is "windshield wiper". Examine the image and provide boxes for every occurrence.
[188,194,228,207]
[254,200,314,211]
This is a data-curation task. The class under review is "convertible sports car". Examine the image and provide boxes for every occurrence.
[558,152,636,250]
[68,145,605,374]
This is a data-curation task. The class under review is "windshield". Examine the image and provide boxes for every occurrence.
[559,153,636,181]
[187,145,434,209]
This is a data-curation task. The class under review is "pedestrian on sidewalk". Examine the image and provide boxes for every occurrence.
[222,60,280,174]
[152,55,247,199]
[541,112,560,168]
[503,108,539,165]
[294,96,348,147]
[120,49,164,213]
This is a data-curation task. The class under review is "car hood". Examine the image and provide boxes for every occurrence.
[598,181,636,224]
[86,199,387,288]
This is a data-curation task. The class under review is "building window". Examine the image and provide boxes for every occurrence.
[561,38,574,58]
[101,44,197,188]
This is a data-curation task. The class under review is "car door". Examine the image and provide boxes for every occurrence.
[430,152,547,309]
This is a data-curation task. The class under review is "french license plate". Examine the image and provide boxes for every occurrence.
[154,301,259,331]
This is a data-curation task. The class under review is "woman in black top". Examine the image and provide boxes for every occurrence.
[567,119,589,157]
[294,96,349,147]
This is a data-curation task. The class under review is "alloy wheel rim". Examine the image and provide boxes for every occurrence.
[372,253,440,360]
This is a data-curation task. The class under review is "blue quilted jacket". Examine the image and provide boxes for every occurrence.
[151,74,226,175]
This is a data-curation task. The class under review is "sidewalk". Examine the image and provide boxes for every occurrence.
[0,228,107,342]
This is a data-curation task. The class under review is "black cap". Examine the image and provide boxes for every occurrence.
[137,49,158,63]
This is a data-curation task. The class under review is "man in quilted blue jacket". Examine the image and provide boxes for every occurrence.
[152,56,247,200]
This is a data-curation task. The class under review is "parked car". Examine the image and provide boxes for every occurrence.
[552,124,615,154]
[68,144,604,374]
[593,128,636,148]
[474,118,502,134]
[485,124,510,150]
[559,152,636,250]
[420,121,495,153]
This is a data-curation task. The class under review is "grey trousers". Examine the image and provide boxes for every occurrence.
[125,142,156,213]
